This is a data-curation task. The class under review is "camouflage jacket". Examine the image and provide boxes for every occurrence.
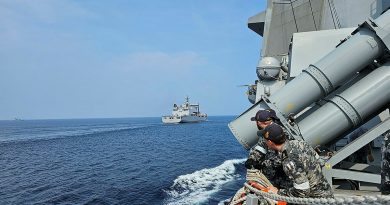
[247,139,291,188]
[278,140,334,198]
[248,139,282,169]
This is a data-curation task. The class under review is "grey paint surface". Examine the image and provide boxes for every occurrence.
[299,64,390,146]
[230,0,390,188]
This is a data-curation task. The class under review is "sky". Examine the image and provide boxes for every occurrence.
[0,0,266,120]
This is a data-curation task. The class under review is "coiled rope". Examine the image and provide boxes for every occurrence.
[244,181,390,204]
[231,169,390,205]
[230,169,280,205]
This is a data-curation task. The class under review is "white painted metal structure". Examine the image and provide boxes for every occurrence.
[162,97,207,124]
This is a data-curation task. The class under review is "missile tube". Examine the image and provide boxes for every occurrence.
[298,64,390,146]
[269,27,384,117]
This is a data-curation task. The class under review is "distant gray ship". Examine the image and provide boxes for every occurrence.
[162,97,207,124]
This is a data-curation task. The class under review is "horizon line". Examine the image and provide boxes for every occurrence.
[0,115,237,121]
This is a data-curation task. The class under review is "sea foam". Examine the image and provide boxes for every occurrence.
[164,158,245,205]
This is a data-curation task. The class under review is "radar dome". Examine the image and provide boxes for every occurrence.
[256,57,281,80]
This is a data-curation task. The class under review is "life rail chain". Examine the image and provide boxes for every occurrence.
[244,183,390,205]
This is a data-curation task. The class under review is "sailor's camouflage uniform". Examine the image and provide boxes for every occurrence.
[278,140,334,198]
[247,139,292,189]
[381,131,390,195]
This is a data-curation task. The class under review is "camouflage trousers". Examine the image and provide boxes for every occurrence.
[382,132,390,195]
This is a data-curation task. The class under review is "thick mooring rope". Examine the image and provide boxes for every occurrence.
[244,182,390,205]
[231,169,390,205]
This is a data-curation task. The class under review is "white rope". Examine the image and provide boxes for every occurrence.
[230,187,247,205]
[244,183,390,205]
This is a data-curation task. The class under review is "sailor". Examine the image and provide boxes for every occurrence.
[381,130,390,195]
[261,123,334,198]
[245,109,291,189]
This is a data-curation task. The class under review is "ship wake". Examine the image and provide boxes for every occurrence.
[164,158,245,205]
[0,124,155,144]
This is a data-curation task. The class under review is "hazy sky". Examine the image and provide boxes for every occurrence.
[0,0,265,120]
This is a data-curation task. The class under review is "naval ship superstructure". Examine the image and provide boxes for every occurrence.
[162,97,207,124]
[228,0,390,202]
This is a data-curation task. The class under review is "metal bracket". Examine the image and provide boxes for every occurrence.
[353,14,390,54]
[303,65,334,96]
[261,96,304,140]
[327,118,390,166]
[328,95,362,127]
[323,118,390,186]
[246,194,259,205]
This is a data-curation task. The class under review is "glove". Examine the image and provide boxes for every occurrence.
[246,147,267,169]
[245,158,255,169]
[245,158,264,169]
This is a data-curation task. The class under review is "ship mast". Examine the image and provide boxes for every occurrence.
[185,96,189,104]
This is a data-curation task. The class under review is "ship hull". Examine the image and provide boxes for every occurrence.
[162,115,207,124]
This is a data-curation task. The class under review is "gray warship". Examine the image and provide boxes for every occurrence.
[228,0,390,204]
[162,96,207,124]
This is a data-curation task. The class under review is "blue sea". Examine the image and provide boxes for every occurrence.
[0,116,248,205]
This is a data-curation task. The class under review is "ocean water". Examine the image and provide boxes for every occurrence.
[0,116,248,205]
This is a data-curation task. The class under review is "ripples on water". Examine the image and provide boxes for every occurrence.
[0,117,247,205]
